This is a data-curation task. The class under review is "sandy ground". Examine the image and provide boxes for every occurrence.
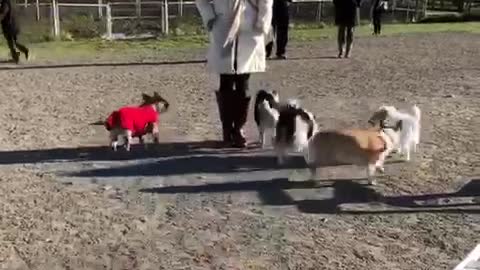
[0,33,479,270]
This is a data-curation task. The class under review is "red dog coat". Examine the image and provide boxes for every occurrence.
[105,105,158,137]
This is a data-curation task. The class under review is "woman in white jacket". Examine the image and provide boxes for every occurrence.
[196,0,273,148]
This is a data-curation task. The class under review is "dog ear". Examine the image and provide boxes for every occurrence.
[142,93,152,102]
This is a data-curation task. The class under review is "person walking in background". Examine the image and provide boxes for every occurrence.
[196,0,273,148]
[0,0,29,64]
[333,0,361,58]
[265,0,291,59]
[371,0,387,35]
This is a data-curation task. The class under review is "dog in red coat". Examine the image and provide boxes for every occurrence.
[104,92,169,151]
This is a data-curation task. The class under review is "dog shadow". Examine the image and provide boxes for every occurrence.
[141,177,480,214]
[65,151,307,177]
[0,140,256,165]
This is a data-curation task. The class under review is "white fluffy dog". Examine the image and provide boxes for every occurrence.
[369,104,421,161]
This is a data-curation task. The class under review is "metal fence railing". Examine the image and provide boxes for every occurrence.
[18,0,464,40]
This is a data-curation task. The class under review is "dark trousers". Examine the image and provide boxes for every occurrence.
[266,1,289,57]
[372,12,382,34]
[219,74,250,97]
[337,25,354,53]
[2,24,28,59]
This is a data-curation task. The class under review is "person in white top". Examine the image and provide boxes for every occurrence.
[196,0,273,148]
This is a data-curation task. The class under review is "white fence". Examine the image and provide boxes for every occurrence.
[17,0,333,40]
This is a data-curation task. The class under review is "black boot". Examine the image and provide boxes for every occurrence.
[232,94,251,148]
[11,51,20,64]
[215,91,233,144]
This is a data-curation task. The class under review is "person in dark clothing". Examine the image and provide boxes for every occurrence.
[0,0,29,64]
[265,0,291,59]
[333,0,361,58]
[371,0,386,35]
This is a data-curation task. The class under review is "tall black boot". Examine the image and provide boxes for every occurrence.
[232,94,251,148]
[215,91,233,144]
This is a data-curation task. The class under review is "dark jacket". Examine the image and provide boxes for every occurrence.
[333,0,361,27]
[372,0,385,15]
[0,0,18,33]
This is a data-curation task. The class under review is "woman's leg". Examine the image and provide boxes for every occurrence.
[377,13,382,34]
[216,74,235,144]
[231,73,251,148]
[337,25,346,58]
[3,29,19,63]
[345,26,354,58]
[14,36,29,59]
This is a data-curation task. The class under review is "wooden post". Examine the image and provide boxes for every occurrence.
[98,0,103,18]
[161,3,165,33]
[178,0,183,17]
[35,0,40,21]
[136,0,141,22]
[163,0,169,34]
[52,0,60,39]
[106,4,113,40]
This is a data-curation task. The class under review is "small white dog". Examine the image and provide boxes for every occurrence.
[274,100,318,165]
[254,89,280,148]
[368,104,421,161]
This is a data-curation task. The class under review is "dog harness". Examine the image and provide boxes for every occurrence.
[105,105,158,137]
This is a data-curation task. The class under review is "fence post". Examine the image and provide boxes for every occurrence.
[35,0,40,21]
[98,0,103,18]
[52,0,60,39]
[179,0,183,17]
[163,0,169,35]
[106,4,113,40]
[136,0,141,22]
[161,2,165,33]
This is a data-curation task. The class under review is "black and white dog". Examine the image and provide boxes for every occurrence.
[274,99,318,165]
[254,89,280,148]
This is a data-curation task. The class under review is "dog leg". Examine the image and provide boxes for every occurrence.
[276,149,286,165]
[111,141,118,152]
[375,149,390,173]
[308,165,317,181]
[153,132,160,144]
[109,132,118,152]
[412,142,417,153]
[367,164,377,185]
[404,145,411,161]
[152,123,160,145]
[116,133,125,151]
[260,130,265,148]
[125,131,133,152]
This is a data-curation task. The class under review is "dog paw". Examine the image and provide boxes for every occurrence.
[368,179,377,186]
[111,142,118,152]
[376,166,385,173]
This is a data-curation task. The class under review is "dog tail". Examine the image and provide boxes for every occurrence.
[89,120,105,126]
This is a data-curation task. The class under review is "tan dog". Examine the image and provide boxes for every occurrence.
[104,92,169,151]
[304,125,395,185]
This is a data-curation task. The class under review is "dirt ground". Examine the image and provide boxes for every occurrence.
[0,33,479,270]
